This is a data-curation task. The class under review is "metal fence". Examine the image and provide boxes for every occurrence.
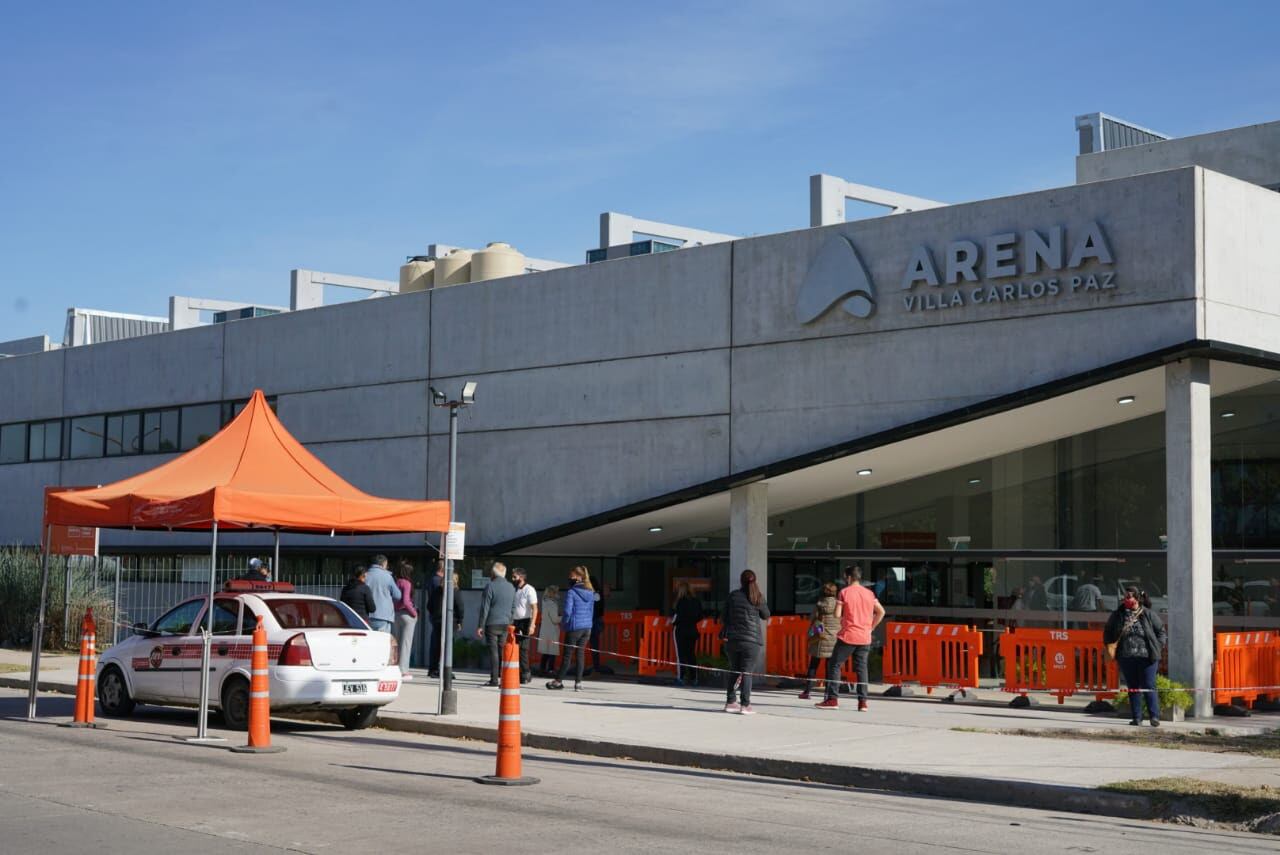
[78,556,346,646]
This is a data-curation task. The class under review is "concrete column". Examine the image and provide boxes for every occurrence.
[1165,358,1214,718]
[730,483,769,593]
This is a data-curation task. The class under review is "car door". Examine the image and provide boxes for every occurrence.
[130,599,204,702]
[183,598,243,704]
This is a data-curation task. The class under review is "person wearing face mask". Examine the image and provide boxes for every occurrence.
[546,566,594,691]
[1103,587,1168,726]
[510,567,539,685]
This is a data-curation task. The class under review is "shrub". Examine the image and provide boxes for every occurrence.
[0,547,117,650]
[1115,675,1193,712]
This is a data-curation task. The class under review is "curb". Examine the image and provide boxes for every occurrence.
[4,675,1153,819]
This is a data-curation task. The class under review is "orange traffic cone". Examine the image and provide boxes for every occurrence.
[62,608,104,729]
[231,615,285,754]
[475,626,538,786]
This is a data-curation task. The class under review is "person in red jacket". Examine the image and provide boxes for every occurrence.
[815,567,884,711]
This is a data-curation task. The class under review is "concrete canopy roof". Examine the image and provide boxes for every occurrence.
[507,354,1278,557]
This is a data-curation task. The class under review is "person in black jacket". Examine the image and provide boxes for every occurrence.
[722,569,770,715]
[340,566,376,624]
[427,571,465,678]
[669,581,703,686]
[1103,587,1168,726]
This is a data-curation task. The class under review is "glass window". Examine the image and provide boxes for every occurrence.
[28,420,62,461]
[266,598,364,629]
[0,424,25,463]
[143,409,179,453]
[199,599,240,635]
[180,403,220,450]
[68,415,104,459]
[153,600,204,635]
[105,412,142,456]
[240,604,263,635]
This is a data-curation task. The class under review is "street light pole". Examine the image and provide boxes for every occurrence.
[440,404,459,715]
[431,381,476,717]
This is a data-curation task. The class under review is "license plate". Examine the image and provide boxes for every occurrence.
[342,682,368,695]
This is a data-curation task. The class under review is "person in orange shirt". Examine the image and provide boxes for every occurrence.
[815,566,884,711]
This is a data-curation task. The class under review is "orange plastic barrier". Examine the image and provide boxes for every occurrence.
[883,622,982,693]
[1213,631,1278,709]
[765,616,810,677]
[637,616,677,676]
[600,610,657,665]
[695,619,722,659]
[1000,627,1117,703]
[476,627,538,786]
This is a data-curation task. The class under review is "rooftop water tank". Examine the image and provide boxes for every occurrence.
[399,257,434,293]
[470,241,526,282]
[434,249,473,287]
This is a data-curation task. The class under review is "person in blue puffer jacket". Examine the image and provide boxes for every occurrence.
[546,565,595,691]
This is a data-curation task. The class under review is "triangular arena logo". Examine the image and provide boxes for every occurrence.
[795,234,877,324]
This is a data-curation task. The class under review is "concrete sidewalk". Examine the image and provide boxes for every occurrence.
[5,647,1278,815]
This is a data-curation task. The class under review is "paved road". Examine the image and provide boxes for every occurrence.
[0,689,1272,854]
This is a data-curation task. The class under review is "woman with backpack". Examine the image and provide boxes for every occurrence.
[1103,586,1168,726]
[722,569,771,715]
[799,581,842,700]
[546,566,594,691]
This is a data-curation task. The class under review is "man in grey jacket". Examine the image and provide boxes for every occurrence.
[364,554,401,633]
[475,562,516,687]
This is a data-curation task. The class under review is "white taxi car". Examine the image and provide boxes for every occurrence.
[96,581,402,730]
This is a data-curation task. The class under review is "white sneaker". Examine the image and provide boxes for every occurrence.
[739,705,756,715]
[402,673,414,681]
[724,702,742,713]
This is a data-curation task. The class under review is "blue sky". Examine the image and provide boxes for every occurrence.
[2,1,1278,343]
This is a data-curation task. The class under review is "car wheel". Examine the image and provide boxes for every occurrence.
[97,666,135,717]
[337,705,379,730]
[220,676,251,731]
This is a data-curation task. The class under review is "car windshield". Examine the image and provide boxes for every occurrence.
[266,598,364,630]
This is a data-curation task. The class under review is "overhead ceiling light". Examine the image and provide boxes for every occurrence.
[1116,395,1136,405]
[857,468,873,476]
[648,526,663,533]
[1221,411,1236,419]
[968,478,981,485]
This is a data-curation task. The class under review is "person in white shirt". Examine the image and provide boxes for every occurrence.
[511,567,540,685]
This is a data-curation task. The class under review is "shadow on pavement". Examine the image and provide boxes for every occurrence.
[561,700,722,714]
[0,695,338,735]
[332,763,475,783]
[303,731,867,796]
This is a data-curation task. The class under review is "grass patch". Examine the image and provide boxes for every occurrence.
[1103,777,1280,831]
[950,724,1280,758]
[0,663,28,674]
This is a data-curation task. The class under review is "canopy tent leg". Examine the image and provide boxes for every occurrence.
[183,521,225,744]
[273,529,281,582]
[26,525,53,721]
[61,555,72,646]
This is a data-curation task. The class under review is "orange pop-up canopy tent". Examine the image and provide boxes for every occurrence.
[45,389,450,533]
[29,390,450,731]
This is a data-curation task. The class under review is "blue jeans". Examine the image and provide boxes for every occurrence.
[1118,657,1160,721]
[369,618,392,633]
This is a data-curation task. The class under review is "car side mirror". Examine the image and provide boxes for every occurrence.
[133,622,154,637]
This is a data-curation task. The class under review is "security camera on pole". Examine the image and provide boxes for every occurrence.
[430,381,476,717]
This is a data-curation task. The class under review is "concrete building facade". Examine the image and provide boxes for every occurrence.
[4,118,1280,711]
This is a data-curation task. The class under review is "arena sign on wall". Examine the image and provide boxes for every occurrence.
[796,221,1117,323]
